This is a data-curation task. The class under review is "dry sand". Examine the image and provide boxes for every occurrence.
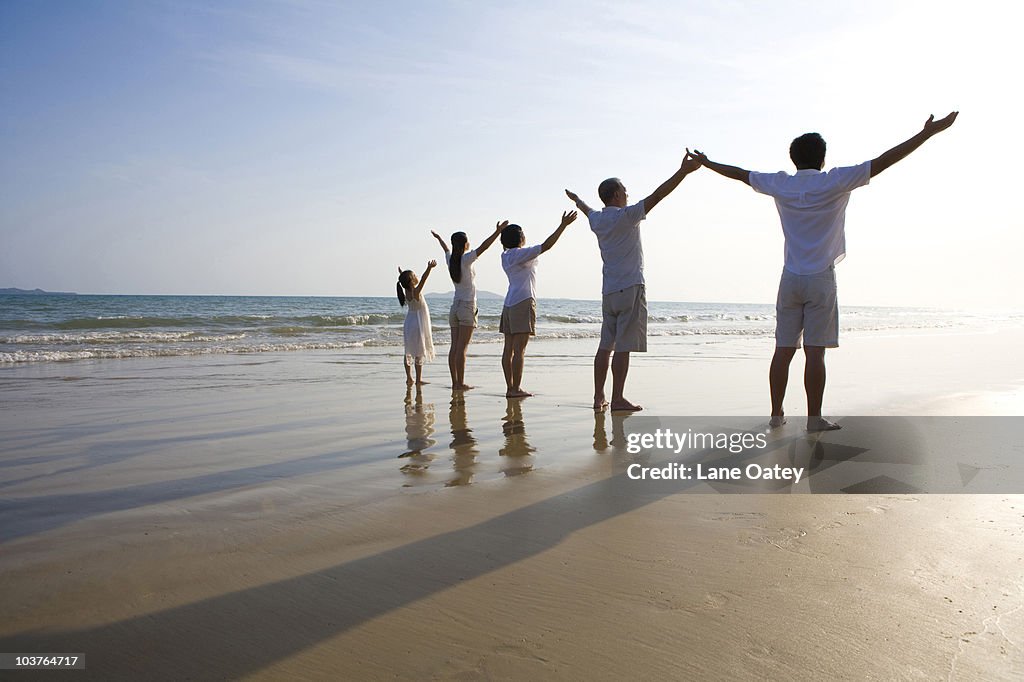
[1,327,1022,680]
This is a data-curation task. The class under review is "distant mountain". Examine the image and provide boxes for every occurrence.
[426,290,504,300]
[1,287,77,296]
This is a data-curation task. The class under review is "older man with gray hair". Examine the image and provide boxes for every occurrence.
[566,150,702,412]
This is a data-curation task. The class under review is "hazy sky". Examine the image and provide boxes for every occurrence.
[2,1,1021,307]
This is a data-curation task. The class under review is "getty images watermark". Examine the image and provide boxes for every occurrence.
[624,428,806,483]
[598,416,1024,494]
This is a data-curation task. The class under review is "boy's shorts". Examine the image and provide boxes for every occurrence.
[499,298,536,335]
[775,267,839,348]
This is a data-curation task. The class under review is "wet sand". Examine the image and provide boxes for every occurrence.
[1,328,1022,679]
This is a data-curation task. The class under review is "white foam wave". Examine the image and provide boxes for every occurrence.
[0,340,371,363]
[1,331,247,345]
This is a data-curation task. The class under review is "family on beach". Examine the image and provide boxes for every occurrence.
[396,112,958,430]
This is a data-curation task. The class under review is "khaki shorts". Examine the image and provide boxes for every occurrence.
[500,298,536,335]
[775,267,838,348]
[448,300,478,328]
[600,284,647,352]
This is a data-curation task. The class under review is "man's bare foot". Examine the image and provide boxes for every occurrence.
[610,400,642,412]
[807,417,841,432]
[406,378,414,386]
[769,415,787,428]
[453,384,476,391]
[506,388,532,398]
[416,380,430,385]
[594,396,608,411]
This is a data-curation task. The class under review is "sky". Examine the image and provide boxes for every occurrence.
[1,0,1021,307]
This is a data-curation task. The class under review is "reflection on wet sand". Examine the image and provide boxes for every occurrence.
[499,399,535,477]
[594,412,657,478]
[593,412,609,452]
[446,392,478,487]
[592,412,632,456]
[398,386,436,478]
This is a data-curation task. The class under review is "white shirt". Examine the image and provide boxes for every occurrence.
[501,245,543,307]
[445,248,480,302]
[588,202,647,295]
[750,161,871,275]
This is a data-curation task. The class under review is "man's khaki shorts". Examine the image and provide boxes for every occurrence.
[448,300,478,328]
[499,298,536,335]
[775,267,838,348]
[600,284,647,352]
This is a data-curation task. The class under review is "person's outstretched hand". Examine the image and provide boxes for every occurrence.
[565,189,581,203]
[923,111,958,137]
[560,210,578,227]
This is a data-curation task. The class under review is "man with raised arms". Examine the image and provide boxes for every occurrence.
[691,112,958,431]
[566,150,702,412]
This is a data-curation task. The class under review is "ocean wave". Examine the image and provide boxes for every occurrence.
[0,319,968,363]
[0,331,249,345]
[55,316,192,330]
[541,314,602,324]
[0,340,371,363]
[305,314,404,326]
[1,294,986,366]
[43,312,411,331]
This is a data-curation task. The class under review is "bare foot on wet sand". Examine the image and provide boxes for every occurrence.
[769,414,787,429]
[506,388,533,398]
[594,396,608,411]
[610,400,642,413]
[807,416,841,432]
[416,380,430,385]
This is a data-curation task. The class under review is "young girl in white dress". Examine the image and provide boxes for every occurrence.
[397,260,437,385]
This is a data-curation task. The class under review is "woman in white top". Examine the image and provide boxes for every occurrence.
[498,211,577,398]
[431,223,505,390]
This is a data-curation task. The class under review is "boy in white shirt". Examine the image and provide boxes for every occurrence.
[498,211,578,398]
[692,112,958,431]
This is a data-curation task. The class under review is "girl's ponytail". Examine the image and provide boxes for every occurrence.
[448,232,468,283]
[397,270,412,306]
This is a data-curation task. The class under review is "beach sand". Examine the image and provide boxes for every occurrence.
[1,327,1022,680]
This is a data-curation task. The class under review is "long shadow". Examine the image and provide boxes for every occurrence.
[0,419,815,680]
[0,405,257,461]
[0,438,397,544]
[0,415,338,490]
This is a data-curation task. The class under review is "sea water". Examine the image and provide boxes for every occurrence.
[0,293,1015,363]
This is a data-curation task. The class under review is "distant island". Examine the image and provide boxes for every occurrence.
[1,288,78,296]
[426,290,503,301]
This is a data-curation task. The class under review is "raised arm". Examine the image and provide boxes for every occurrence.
[414,260,437,298]
[564,189,594,216]
[475,220,508,256]
[540,211,578,253]
[430,230,450,255]
[870,112,958,178]
[690,150,750,186]
[643,149,703,214]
